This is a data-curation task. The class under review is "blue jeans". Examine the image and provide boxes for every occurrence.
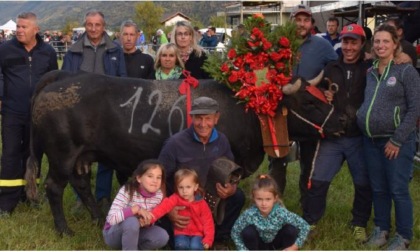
[95,163,113,201]
[103,216,169,250]
[363,133,416,240]
[303,136,372,226]
[174,235,204,250]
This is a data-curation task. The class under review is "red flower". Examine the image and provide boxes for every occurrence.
[233,57,244,68]
[270,52,282,62]
[220,63,230,73]
[244,71,257,84]
[278,37,290,48]
[227,49,237,59]
[275,62,286,71]
[228,71,239,83]
[253,13,265,19]
[262,38,272,51]
[251,28,264,39]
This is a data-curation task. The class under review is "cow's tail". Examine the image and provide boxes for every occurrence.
[25,155,39,202]
[24,115,42,202]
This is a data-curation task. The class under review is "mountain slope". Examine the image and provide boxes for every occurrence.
[0,1,231,31]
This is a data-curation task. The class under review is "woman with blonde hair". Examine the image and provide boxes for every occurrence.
[154,43,184,80]
[170,21,210,79]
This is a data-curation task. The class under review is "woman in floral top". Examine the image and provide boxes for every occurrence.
[231,174,309,250]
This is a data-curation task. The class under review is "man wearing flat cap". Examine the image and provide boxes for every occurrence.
[158,96,245,248]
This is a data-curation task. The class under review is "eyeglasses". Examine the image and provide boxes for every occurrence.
[176,32,191,37]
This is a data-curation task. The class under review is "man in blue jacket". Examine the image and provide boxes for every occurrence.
[200,27,218,48]
[62,10,127,212]
[0,12,58,214]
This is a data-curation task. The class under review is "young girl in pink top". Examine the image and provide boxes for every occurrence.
[102,159,169,250]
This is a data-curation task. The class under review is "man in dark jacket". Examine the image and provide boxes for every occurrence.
[158,97,245,249]
[0,12,58,214]
[120,20,154,79]
[302,24,372,242]
[62,10,126,211]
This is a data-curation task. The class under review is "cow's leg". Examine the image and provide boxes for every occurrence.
[268,156,288,195]
[44,167,74,236]
[69,171,102,223]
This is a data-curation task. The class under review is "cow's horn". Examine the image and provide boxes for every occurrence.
[282,78,302,95]
[308,70,324,86]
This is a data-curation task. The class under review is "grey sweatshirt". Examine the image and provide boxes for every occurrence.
[357,60,420,146]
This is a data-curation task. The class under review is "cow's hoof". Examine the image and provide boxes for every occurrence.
[58,227,75,237]
[91,217,105,227]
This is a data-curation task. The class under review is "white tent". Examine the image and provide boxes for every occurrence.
[0,20,16,35]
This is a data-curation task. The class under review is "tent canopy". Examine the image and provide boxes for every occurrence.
[0,20,16,31]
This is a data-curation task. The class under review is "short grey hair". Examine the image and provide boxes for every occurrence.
[120,19,139,34]
[17,12,38,25]
[83,10,105,26]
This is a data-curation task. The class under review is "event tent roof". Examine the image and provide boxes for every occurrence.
[0,20,16,31]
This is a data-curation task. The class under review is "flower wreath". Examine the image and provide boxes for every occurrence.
[204,14,301,117]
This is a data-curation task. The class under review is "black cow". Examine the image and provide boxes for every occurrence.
[25,70,343,235]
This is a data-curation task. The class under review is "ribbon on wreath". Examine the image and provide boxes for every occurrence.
[178,70,199,126]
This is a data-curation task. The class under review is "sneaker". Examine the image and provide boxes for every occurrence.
[352,226,368,243]
[386,234,409,250]
[366,226,389,248]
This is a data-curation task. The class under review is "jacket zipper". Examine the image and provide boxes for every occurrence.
[365,60,392,137]
[29,55,32,89]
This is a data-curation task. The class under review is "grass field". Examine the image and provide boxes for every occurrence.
[0,155,419,250]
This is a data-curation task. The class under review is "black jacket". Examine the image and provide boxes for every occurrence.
[185,49,211,79]
[321,55,369,137]
[0,34,58,115]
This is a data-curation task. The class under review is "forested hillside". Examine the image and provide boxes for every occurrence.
[0,1,230,31]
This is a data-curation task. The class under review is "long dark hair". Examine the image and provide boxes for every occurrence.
[124,159,166,200]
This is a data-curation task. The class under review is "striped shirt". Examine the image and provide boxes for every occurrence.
[103,186,163,230]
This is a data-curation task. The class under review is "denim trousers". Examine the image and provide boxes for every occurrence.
[95,163,113,201]
[363,133,415,240]
[303,136,372,226]
[103,216,169,250]
[174,235,204,250]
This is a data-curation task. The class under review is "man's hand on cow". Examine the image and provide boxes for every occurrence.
[168,206,190,229]
[216,182,237,199]
[324,90,334,103]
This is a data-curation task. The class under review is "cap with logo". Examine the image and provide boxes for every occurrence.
[189,96,219,115]
[292,4,312,17]
[340,24,366,40]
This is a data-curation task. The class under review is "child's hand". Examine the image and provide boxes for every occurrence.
[203,243,209,250]
[283,243,298,251]
[131,205,140,215]
[137,208,153,222]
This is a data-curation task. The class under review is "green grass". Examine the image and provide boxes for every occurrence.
[1,156,419,250]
